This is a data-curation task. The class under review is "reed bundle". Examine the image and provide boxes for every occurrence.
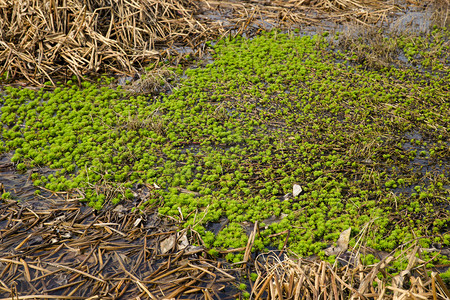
[0,0,208,84]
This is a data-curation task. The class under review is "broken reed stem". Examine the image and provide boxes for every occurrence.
[0,0,400,84]
[251,248,450,300]
[0,198,238,299]
[0,0,207,83]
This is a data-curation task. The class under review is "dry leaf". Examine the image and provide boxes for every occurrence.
[160,235,176,254]
[324,227,351,256]
[293,184,302,197]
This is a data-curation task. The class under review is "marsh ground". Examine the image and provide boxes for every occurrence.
[0,1,450,299]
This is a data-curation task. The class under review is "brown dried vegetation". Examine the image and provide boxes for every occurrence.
[0,0,209,84]
[0,194,240,299]
[252,249,450,299]
[0,0,408,85]
[2,191,449,299]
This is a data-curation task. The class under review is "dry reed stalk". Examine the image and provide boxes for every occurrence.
[0,0,412,84]
[0,193,238,299]
[0,0,216,83]
[251,248,450,300]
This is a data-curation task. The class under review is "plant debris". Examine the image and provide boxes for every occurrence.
[0,195,242,299]
[0,0,419,85]
[252,249,450,299]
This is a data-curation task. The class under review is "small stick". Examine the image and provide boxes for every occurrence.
[46,262,105,283]
[0,258,51,274]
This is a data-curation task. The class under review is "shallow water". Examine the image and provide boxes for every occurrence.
[0,153,36,202]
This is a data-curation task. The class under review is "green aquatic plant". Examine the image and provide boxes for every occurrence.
[0,28,449,265]
[1,192,11,199]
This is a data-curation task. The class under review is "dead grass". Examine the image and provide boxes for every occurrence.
[0,194,240,299]
[0,0,212,85]
[251,247,450,299]
[1,192,449,299]
[431,0,450,28]
[334,22,401,70]
[126,67,175,95]
[0,0,420,85]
